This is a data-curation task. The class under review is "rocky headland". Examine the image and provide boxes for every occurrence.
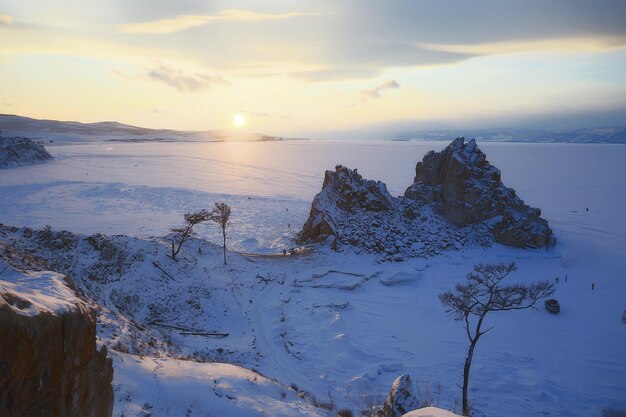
[0,136,52,168]
[299,138,554,258]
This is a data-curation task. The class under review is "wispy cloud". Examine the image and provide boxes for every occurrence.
[361,80,400,99]
[121,10,318,34]
[145,63,230,92]
[348,80,401,107]
[0,13,13,25]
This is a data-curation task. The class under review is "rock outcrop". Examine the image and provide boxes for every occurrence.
[0,136,52,168]
[297,164,487,259]
[382,374,419,417]
[300,165,395,243]
[299,138,554,257]
[0,261,114,417]
[404,138,554,248]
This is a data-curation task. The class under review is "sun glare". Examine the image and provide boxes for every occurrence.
[233,114,246,128]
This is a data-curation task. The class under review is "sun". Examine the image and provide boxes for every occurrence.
[233,114,246,128]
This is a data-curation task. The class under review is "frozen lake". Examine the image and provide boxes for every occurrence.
[1,140,624,253]
[1,139,625,416]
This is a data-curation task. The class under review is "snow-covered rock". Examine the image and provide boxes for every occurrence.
[300,164,394,241]
[299,138,554,257]
[381,374,419,417]
[405,137,554,248]
[0,136,52,168]
[0,259,114,417]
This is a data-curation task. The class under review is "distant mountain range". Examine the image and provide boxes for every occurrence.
[0,114,286,143]
[392,127,626,144]
[1,114,625,144]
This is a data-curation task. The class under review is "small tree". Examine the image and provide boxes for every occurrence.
[439,262,554,416]
[171,209,211,260]
[210,202,231,265]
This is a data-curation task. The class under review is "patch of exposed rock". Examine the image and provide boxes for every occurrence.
[381,374,419,417]
[404,138,554,248]
[299,138,554,258]
[0,136,52,168]
[0,261,114,417]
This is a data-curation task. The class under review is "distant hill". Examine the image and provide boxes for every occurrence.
[392,127,626,144]
[0,114,284,143]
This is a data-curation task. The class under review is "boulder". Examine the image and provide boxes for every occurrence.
[0,262,114,417]
[0,137,52,168]
[404,137,554,248]
[382,374,419,417]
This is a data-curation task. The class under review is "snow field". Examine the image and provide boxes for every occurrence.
[1,140,625,416]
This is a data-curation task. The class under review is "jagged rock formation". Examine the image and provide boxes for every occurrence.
[299,138,554,257]
[0,137,52,168]
[404,138,554,248]
[0,260,114,417]
[381,374,419,417]
[298,164,488,259]
[300,164,394,243]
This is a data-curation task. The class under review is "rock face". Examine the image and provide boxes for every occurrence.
[299,138,554,257]
[0,136,52,168]
[298,164,486,259]
[381,374,419,417]
[0,262,114,417]
[404,138,554,248]
[300,165,395,242]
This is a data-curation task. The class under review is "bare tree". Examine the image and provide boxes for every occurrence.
[170,209,211,260]
[210,202,231,265]
[439,262,555,416]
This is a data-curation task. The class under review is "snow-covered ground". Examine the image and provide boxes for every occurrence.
[1,140,625,416]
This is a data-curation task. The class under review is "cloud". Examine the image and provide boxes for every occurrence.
[348,80,401,106]
[145,63,230,92]
[0,13,12,25]
[361,80,400,99]
[121,10,318,34]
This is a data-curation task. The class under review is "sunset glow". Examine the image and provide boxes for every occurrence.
[0,1,624,137]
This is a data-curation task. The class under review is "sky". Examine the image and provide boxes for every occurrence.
[1,0,625,137]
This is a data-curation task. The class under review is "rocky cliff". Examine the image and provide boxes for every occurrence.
[299,138,554,257]
[0,136,52,168]
[0,260,114,417]
[404,138,554,248]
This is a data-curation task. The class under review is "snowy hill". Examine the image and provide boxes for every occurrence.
[392,127,626,144]
[0,114,283,143]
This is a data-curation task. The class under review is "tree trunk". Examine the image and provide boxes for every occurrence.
[462,340,477,416]
[462,355,471,415]
[222,228,227,265]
